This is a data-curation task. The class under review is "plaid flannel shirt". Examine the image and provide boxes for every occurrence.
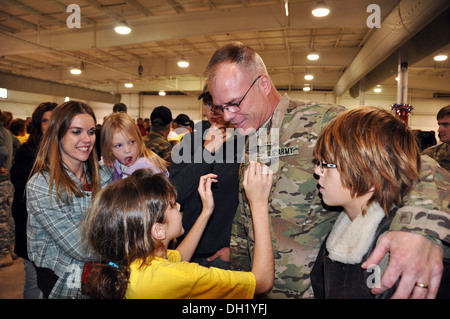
[26,163,113,299]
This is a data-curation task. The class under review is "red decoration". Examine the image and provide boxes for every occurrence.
[391,104,413,125]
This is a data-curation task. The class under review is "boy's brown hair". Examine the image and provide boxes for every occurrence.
[314,106,421,216]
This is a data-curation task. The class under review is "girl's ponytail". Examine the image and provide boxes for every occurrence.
[85,263,130,299]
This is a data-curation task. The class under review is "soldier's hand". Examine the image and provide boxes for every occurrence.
[362,231,443,299]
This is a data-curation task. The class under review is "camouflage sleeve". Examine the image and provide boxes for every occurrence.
[229,171,253,272]
[389,155,450,247]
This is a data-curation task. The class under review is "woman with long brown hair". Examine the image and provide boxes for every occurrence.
[26,100,113,299]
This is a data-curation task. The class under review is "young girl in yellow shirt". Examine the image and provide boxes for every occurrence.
[81,161,274,299]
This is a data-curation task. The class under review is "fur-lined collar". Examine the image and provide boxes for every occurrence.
[326,202,386,264]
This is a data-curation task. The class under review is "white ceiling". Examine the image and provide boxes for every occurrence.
[0,0,448,103]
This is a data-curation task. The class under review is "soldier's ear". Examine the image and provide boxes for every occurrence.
[258,74,272,95]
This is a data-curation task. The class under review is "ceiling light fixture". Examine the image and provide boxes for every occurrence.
[177,58,189,68]
[304,74,314,80]
[374,85,382,93]
[70,61,84,75]
[312,0,330,17]
[70,68,82,75]
[0,88,7,99]
[307,51,320,61]
[159,90,166,96]
[303,86,311,91]
[284,0,289,16]
[124,83,133,88]
[434,53,448,61]
[114,20,131,35]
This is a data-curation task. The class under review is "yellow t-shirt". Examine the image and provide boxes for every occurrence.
[125,250,255,299]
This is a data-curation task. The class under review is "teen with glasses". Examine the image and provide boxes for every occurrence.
[311,106,449,298]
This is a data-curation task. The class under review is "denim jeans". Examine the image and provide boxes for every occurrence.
[23,259,43,299]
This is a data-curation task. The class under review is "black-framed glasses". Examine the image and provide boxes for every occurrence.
[317,161,337,173]
[210,75,262,114]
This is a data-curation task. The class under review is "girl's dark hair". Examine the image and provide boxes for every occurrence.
[80,170,177,299]
[27,102,58,151]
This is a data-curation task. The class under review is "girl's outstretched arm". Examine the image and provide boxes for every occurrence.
[176,173,217,261]
[243,161,274,295]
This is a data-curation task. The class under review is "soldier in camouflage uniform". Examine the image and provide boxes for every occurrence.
[205,42,450,299]
[422,105,450,172]
[0,110,15,268]
[144,105,173,164]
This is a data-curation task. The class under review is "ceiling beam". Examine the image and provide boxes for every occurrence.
[334,0,449,96]
[0,70,121,104]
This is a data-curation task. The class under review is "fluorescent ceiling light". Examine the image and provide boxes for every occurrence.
[434,54,448,61]
[307,52,319,61]
[0,88,7,98]
[312,0,330,17]
[115,21,131,35]
[70,68,82,75]
[177,58,189,68]
[304,74,314,80]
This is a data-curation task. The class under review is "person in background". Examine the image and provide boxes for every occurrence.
[10,118,29,144]
[81,162,274,299]
[112,102,127,113]
[423,105,450,172]
[11,102,57,298]
[310,106,449,298]
[143,118,150,135]
[101,112,168,181]
[0,109,16,268]
[0,111,20,153]
[137,118,147,137]
[415,130,437,152]
[168,113,192,144]
[144,106,174,163]
[170,86,243,270]
[206,41,448,299]
[26,101,113,298]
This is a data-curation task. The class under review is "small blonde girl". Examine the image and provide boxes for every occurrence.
[101,112,168,180]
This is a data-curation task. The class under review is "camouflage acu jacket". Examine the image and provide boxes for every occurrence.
[229,94,450,299]
[143,130,173,163]
[422,143,450,172]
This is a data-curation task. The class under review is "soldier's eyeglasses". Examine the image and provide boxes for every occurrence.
[317,161,337,173]
[210,75,262,114]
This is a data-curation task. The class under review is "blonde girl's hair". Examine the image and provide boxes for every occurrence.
[31,100,101,202]
[313,106,421,216]
[80,170,177,299]
[101,112,168,171]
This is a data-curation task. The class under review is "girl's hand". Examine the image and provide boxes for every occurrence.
[243,162,273,210]
[198,173,218,216]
